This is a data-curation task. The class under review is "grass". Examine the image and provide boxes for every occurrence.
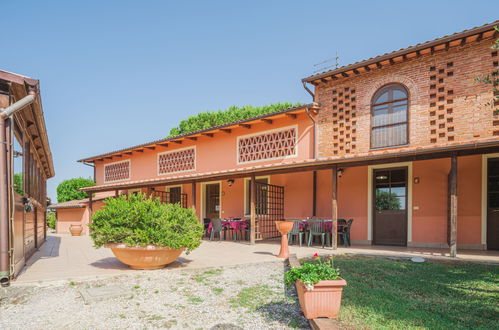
[329,256,499,329]
[230,285,280,311]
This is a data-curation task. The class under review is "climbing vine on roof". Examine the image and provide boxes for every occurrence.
[167,102,301,137]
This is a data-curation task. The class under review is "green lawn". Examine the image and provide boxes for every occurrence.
[331,256,498,329]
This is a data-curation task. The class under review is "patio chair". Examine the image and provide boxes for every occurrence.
[307,219,326,248]
[339,219,354,247]
[210,218,226,241]
[287,220,304,247]
[203,218,211,237]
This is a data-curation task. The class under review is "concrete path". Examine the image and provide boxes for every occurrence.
[14,233,499,284]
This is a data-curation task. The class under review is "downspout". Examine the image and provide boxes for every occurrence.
[0,92,36,286]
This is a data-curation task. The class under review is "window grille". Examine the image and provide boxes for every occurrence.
[158,147,195,174]
[104,160,130,183]
[238,127,297,163]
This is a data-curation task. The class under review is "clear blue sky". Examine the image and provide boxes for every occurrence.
[2,1,498,200]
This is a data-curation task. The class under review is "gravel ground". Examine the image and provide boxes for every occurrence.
[0,261,310,329]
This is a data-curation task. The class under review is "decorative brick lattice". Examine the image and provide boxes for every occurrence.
[104,160,130,182]
[330,87,357,155]
[158,148,195,174]
[238,127,296,163]
[429,62,455,143]
[492,50,499,136]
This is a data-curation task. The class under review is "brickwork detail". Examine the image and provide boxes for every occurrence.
[428,62,455,143]
[158,148,196,174]
[238,127,296,163]
[330,87,357,155]
[104,160,130,182]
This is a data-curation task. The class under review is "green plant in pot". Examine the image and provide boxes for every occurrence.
[89,193,203,269]
[285,254,346,319]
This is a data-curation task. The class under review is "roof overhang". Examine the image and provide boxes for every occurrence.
[303,21,498,85]
[0,70,55,178]
[77,103,319,163]
[80,139,499,193]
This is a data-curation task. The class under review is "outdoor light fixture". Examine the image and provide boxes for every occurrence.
[227,179,235,187]
[338,168,344,177]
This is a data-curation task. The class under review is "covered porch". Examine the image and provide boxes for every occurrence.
[81,143,499,256]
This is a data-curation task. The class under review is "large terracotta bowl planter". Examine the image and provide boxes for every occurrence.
[105,244,184,270]
[69,224,83,236]
[296,278,347,319]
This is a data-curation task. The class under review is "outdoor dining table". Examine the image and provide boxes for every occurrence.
[207,219,248,234]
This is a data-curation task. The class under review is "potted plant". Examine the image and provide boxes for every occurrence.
[285,254,346,319]
[89,193,203,269]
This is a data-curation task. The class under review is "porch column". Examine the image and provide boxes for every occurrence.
[114,189,119,197]
[191,182,197,214]
[312,171,317,217]
[250,174,256,244]
[88,192,93,219]
[331,165,338,249]
[449,155,458,257]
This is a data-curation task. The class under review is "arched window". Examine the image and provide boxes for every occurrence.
[371,84,408,149]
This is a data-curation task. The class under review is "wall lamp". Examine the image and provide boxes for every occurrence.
[338,168,344,177]
[227,179,235,187]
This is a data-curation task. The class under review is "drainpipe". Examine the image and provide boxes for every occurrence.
[0,92,36,286]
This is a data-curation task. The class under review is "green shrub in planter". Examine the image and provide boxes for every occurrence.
[285,254,341,288]
[89,193,203,252]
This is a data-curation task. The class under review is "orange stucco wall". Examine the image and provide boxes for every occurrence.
[95,114,314,185]
[56,208,87,234]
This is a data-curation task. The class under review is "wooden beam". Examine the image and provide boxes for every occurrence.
[364,65,371,72]
[376,62,382,69]
[134,149,144,153]
[353,69,360,74]
[331,165,338,249]
[220,128,232,133]
[115,190,119,197]
[341,72,349,77]
[145,146,155,150]
[312,171,317,217]
[88,193,93,219]
[250,174,256,245]
[26,121,34,128]
[202,133,214,138]
[239,124,251,129]
[172,140,182,144]
[261,119,273,125]
[449,155,458,257]
[186,137,198,141]
[125,152,133,155]
[460,37,467,46]
[286,113,297,119]
[157,143,168,148]
[389,58,395,65]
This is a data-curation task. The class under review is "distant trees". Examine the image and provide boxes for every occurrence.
[168,102,301,137]
[56,177,95,203]
[14,173,23,195]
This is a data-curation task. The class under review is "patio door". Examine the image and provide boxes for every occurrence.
[373,167,408,246]
[204,183,220,219]
[487,158,499,250]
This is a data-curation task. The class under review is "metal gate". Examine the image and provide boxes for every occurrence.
[255,182,284,239]
[151,190,188,208]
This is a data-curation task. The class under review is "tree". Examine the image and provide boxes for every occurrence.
[56,177,95,203]
[14,173,23,195]
[167,102,301,137]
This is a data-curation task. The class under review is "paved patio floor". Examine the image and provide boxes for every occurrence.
[14,233,499,283]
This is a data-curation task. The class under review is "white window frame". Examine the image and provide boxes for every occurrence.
[157,146,196,176]
[243,176,271,217]
[103,159,131,183]
[236,125,298,165]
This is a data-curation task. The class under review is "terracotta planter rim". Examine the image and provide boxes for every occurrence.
[104,243,185,251]
[298,278,347,287]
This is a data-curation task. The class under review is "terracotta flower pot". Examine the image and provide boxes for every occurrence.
[296,278,347,319]
[105,244,184,270]
[69,224,83,236]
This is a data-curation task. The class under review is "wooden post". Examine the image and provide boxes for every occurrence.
[191,182,197,215]
[331,166,338,249]
[115,189,119,197]
[88,192,93,220]
[312,171,317,217]
[449,155,458,257]
[250,174,256,244]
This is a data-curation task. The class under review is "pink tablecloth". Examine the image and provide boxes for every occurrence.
[207,220,248,233]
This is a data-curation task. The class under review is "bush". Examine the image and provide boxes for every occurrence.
[89,193,203,252]
[57,177,95,203]
[168,102,301,137]
[285,254,341,288]
[14,173,23,195]
[46,211,56,229]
